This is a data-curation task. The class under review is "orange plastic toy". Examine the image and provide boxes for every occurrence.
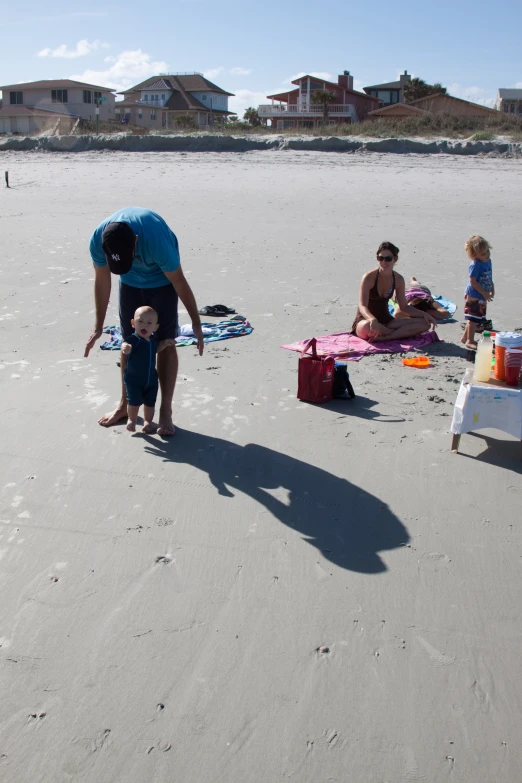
[402,356,431,368]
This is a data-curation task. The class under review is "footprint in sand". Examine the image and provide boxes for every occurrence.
[417,636,455,667]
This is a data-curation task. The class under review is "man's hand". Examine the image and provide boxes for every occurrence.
[84,327,103,357]
[192,323,205,356]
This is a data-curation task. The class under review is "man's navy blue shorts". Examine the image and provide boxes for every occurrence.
[119,281,179,342]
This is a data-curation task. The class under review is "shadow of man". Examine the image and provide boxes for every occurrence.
[143,430,409,575]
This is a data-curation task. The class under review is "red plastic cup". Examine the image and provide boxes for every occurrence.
[505,348,522,387]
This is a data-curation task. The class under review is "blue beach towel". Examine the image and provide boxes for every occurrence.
[100,319,253,350]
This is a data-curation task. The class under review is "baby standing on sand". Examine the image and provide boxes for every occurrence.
[122,306,173,433]
[461,235,494,350]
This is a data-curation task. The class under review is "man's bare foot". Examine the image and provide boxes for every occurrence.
[157,414,176,436]
[465,341,477,350]
[126,420,137,432]
[98,406,128,427]
[142,421,156,434]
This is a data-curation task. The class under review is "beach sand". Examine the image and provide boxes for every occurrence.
[1,150,521,782]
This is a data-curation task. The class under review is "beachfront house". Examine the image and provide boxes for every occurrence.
[0,79,116,134]
[115,74,235,129]
[257,72,379,129]
[368,92,498,119]
[496,89,522,114]
[363,72,412,106]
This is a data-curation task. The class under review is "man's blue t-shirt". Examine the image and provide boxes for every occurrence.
[465,259,493,301]
[89,207,180,288]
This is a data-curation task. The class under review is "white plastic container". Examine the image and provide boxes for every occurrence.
[474,331,493,382]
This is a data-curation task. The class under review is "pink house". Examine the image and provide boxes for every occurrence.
[258,71,379,129]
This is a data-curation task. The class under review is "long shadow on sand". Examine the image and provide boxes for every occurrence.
[143,430,410,574]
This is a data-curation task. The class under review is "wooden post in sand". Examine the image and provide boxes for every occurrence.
[5,171,9,188]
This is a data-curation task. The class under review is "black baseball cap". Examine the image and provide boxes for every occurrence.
[101,221,137,275]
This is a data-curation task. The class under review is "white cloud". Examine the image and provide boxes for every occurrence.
[286,71,333,84]
[70,49,169,92]
[515,81,522,89]
[204,66,252,80]
[446,82,496,107]
[203,67,224,80]
[228,89,276,120]
[38,39,109,59]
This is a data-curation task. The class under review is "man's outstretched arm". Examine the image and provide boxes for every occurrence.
[85,264,112,357]
[164,267,204,356]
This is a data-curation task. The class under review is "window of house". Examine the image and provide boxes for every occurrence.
[510,103,515,113]
[161,94,165,101]
[310,80,324,91]
[151,109,156,120]
[138,109,143,118]
[94,91,101,101]
[201,94,207,100]
[10,91,23,105]
[390,91,399,104]
[83,90,92,103]
[52,89,68,103]
[377,91,391,102]
[504,103,509,112]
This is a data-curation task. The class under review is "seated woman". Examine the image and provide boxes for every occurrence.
[351,242,436,342]
[402,276,451,320]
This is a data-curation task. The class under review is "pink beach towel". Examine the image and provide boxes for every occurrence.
[281,330,440,362]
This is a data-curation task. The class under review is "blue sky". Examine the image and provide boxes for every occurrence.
[2,0,521,117]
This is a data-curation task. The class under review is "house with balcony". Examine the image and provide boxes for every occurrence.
[0,79,115,134]
[496,89,522,115]
[258,72,379,129]
[363,72,412,106]
[116,73,234,129]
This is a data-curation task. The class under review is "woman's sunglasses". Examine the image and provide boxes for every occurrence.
[377,255,395,262]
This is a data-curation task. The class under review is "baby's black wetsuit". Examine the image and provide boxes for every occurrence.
[124,332,159,407]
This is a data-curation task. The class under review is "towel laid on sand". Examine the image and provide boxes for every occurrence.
[281,330,440,362]
[101,320,253,350]
[388,295,457,322]
[175,319,253,346]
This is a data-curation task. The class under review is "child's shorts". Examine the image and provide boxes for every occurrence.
[124,379,159,408]
[464,296,487,323]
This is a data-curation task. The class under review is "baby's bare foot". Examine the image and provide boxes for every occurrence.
[126,420,137,432]
[142,421,156,434]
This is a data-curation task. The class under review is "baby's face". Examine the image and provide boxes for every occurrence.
[475,248,490,262]
[133,308,158,338]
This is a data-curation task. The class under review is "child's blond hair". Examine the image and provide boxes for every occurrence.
[464,235,491,259]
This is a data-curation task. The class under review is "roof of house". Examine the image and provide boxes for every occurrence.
[364,79,405,91]
[0,78,114,93]
[118,73,234,97]
[411,92,497,114]
[497,88,522,100]
[368,103,430,117]
[0,105,77,117]
[266,82,378,104]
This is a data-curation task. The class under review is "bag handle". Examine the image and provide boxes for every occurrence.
[301,338,317,359]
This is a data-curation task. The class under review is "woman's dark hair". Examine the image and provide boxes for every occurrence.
[376,241,399,258]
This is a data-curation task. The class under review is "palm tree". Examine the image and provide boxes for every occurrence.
[243,107,261,126]
[311,90,338,123]
[403,78,447,104]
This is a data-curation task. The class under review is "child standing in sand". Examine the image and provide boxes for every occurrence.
[461,235,494,349]
[122,306,172,433]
